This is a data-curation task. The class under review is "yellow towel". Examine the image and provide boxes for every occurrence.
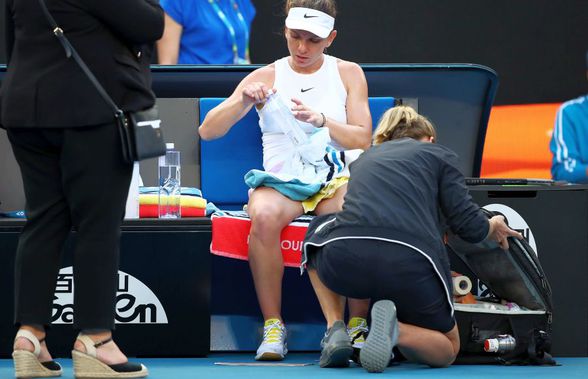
[301,176,348,213]
[139,194,206,208]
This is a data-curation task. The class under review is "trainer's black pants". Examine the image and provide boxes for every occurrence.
[309,238,455,333]
[7,122,132,330]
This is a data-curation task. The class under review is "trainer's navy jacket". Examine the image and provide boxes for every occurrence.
[0,0,163,128]
[303,138,489,312]
[550,95,588,183]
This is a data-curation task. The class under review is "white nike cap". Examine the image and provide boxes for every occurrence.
[285,7,335,39]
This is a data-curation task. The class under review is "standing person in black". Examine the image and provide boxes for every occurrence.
[303,106,522,373]
[0,0,163,378]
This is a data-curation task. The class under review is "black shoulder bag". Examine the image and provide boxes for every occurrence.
[37,0,166,163]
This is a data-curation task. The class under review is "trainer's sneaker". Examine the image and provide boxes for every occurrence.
[255,318,287,361]
[348,317,369,364]
[319,320,354,368]
[360,300,399,373]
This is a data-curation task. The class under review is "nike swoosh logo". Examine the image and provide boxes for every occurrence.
[303,14,318,18]
[301,87,314,93]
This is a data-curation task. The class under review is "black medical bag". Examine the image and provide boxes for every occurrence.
[446,211,556,365]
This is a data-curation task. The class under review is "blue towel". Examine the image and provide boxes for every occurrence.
[244,170,323,201]
[206,202,225,216]
[244,143,359,201]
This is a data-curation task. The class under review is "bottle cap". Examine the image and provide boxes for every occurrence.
[484,339,498,353]
[166,143,175,149]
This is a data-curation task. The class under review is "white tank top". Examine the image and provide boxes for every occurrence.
[258,55,348,170]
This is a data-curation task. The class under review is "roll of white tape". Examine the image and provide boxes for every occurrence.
[452,275,472,296]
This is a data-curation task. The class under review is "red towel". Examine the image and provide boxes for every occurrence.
[210,213,310,267]
[139,204,206,218]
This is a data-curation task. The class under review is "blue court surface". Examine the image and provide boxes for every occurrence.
[1,353,588,379]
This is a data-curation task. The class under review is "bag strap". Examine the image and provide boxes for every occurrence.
[36,0,125,121]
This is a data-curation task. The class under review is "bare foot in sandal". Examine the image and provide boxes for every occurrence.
[72,332,147,378]
[13,326,62,378]
[73,331,127,365]
[13,326,54,363]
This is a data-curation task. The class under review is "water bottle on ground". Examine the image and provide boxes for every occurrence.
[484,334,516,354]
[158,143,181,219]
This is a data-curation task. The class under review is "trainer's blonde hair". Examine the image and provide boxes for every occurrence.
[373,106,436,145]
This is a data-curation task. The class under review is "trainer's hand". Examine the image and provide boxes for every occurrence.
[486,215,523,250]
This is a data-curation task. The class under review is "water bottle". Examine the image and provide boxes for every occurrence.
[484,334,516,354]
[158,143,181,219]
[263,89,309,146]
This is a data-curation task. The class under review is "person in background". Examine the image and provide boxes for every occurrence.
[157,0,256,64]
[199,0,371,366]
[550,50,588,183]
[0,0,163,378]
[302,106,522,372]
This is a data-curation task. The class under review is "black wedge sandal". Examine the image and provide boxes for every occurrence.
[12,329,62,378]
[72,334,148,378]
